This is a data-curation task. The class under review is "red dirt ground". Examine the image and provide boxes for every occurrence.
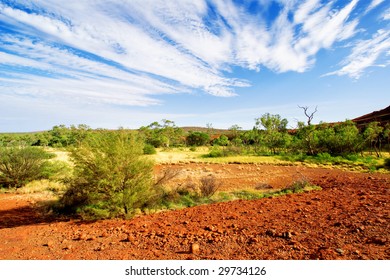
[0,163,389,260]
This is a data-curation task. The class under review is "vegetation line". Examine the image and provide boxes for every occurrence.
[1,112,389,219]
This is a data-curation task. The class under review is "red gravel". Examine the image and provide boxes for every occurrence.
[0,163,389,260]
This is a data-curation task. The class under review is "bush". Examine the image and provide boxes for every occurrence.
[213,135,229,146]
[316,152,333,162]
[282,178,314,194]
[59,130,154,219]
[199,175,220,198]
[206,146,225,158]
[224,146,243,156]
[189,146,197,152]
[186,131,210,146]
[0,146,56,188]
[205,145,243,158]
[143,143,156,155]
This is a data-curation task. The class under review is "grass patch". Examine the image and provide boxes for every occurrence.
[140,178,322,215]
[226,180,321,201]
[230,190,265,200]
[203,156,288,165]
[279,152,387,172]
[0,179,68,204]
[17,179,67,195]
[151,147,292,165]
[151,147,209,163]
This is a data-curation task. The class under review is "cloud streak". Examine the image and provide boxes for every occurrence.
[324,29,390,79]
[0,0,388,107]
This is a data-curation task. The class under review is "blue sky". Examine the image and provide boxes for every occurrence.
[0,0,389,132]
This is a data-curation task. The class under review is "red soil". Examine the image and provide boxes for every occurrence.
[0,163,389,260]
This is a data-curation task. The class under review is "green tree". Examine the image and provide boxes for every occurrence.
[69,124,91,146]
[295,121,362,156]
[315,122,335,154]
[59,130,154,219]
[294,105,321,155]
[229,124,243,146]
[139,120,184,148]
[213,135,230,146]
[0,145,55,188]
[383,123,390,152]
[255,113,289,154]
[49,125,71,147]
[294,122,318,155]
[186,131,210,146]
[331,120,361,155]
[363,122,384,157]
[32,132,51,147]
[241,129,260,146]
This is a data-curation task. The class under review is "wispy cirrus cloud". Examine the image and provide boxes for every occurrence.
[383,7,390,20]
[367,0,385,12]
[0,0,386,108]
[0,35,179,105]
[324,29,390,79]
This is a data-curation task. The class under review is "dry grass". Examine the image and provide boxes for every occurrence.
[17,180,66,194]
[200,155,290,165]
[151,147,292,165]
[151,147,208,164]
[14,179,67,201]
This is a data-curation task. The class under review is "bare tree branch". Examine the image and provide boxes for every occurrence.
[298,105,318,126]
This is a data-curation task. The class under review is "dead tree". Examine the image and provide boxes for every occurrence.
[298,105,318,126]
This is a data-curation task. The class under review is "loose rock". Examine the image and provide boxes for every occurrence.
[190,243,200,254]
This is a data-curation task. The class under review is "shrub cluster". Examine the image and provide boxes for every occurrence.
[205,145,243,158]
[58,130,154,219]
[199,175,221,198]
[0,145,61,189]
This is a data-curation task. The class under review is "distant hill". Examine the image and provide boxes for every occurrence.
[352,105,390,127]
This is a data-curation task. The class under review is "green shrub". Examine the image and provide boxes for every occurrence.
[213,135,229,146]
[316,152,332,162]
[189,146,197,152]
[143,143,156,155]
[58,130,154,219]
[283,179,307,193]
[0,146,56,188]
[232,190,264,200]
[224,146,243,156]
[345,154,359,162]
[186,131,210,146]
[205,145,243,158]
[41,160,72,180]
[206,146,225,157]
[282,178,321,194]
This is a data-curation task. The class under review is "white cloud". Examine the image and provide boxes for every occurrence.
[324,29,390,79]
[294,0,321,24]
[0,0,380,108]
[0,0,248,102]
[295,0,359,55]
[383,7,390,20]
[0,35,182,105]
[367,0,385,12]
